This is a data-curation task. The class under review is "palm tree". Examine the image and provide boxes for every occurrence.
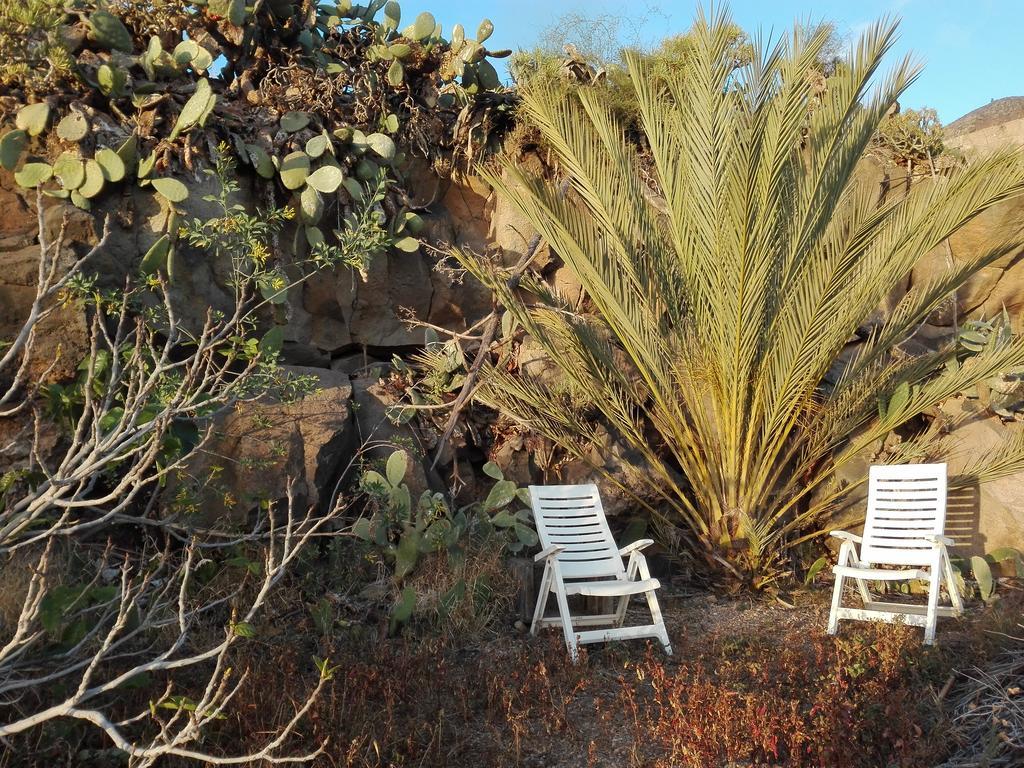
[459,9,1024,586]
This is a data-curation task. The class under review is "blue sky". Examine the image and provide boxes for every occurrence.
[396,0,1024,124]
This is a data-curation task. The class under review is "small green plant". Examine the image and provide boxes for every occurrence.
[353,449,537,631]
[950,547,1024,603]
[950,310,1024,419]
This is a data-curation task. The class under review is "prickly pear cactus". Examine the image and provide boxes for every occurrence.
[0,1,517,278]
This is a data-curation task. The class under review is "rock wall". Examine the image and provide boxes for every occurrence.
[3,105,1023,553]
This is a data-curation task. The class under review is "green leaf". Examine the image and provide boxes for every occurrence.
[366,132,396,160]
[409,11,435,40]
[972,555,995,602]
[352,517,373,541]
[389,483,412,517]
[151,177,189,203]
[173,40,213,72]
[403,211,424,234]
[514,524,538,546]
[386,450,408,486]
[97,64,127,97]
[56,112,89,142]
[393,235,419,253]
[281,111,311,132]
[0,130,27,171]
[260,325,285,355]
[306,165,344,194]
[394,532,421,581]
[245,144,275,178]
[78,160,105,199]
[280,151,310,190]
[387,58,404,87]
[88,10,133,52]
[490,510,516,527]
[804,556,828,586]
[885,381,910,421]
[305,225,324,247]
[53,152,85,190]
[382,0,401,31]
[361,469,389,491]
[305,134,330,158]
[14,162,52,188]
[116,135,138,169]
[170,79,214,139]
[232,621,256,638]
[137,152,156,179]
[140,235,171,276]
[987,546,1022,563]
[481,461,504,481]
[16,103,50,137]
[483,479,517,512]
[389,586,416,631]
[476,59,500,90]
[94,147,126,183]
[342,177,364,201]
[299,184,323,223]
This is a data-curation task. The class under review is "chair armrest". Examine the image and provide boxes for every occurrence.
[619,539,655,557]
[829,530,862,544]
[925,534,954,547]
[534,544,565,562]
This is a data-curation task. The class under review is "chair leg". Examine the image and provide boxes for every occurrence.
[942,548,964,616]
[551,569,579,661]
[530,561,552,636]
[614,554,641,628]
[827,570,845,636]
[828,543,853,636]
[635,555,671,655]
[924,566,941,645]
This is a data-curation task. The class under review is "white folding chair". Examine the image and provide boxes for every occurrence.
[827,463,964,645]
[529,483,671,660]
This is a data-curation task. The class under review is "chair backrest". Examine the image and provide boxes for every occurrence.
[529,484,625,580]
[861,463,947,566]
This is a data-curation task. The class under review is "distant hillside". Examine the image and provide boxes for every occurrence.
[945,96,1024,152]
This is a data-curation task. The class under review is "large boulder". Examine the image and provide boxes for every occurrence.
[939,398,1024,556]
[349,375,444,498]
[0,196,95,385]
[171,366,355,525]
[911,196,1024,328]
[908,97,1024,331]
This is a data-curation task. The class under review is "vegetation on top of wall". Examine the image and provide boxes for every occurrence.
[0,0,517,277]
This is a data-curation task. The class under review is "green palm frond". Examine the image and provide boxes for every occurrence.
[457,9,1024,585]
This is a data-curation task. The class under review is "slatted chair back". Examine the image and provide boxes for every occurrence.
[861,463,947,567]
[529,484,625,580]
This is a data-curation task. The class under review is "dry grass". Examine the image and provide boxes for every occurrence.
[4,551,1022,768]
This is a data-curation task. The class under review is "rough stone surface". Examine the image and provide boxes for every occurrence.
[488,153,554,269]
[912,196,1024,328]
[946,96,1024,154]
[350,376,443,499]
[175,366,355,525]
[939,399,1024,556]
[0,203,93,385]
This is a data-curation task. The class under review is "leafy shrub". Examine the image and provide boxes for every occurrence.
[352,449,536,633]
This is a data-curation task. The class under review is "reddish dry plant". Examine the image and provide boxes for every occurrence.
[611,624,947,768]
[137,597,1024,768]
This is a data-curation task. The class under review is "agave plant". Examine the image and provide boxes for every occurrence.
[459,10,1024,587]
